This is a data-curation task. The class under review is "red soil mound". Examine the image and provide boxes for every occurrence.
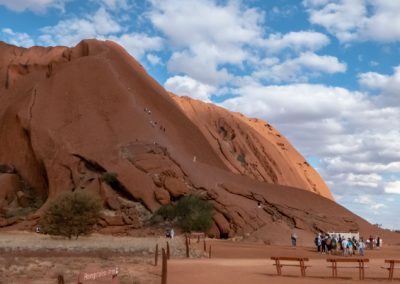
[0,40,395,243]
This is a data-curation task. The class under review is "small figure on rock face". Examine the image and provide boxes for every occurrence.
[193,156,197,162]
[291,230,297,247]
[257,201,262,208]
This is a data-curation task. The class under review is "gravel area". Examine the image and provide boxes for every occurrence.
[0,230,188,256]
[0,231,205,283]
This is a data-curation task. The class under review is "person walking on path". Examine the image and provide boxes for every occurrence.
[359,238,365,256]
[315,234,322,252]
[291,231,297,247]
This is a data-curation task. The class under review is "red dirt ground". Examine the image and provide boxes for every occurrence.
[168,239,400,284]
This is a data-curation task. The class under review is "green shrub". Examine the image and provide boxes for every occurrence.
[154,195,213,233]
[237,153,247,165]
[100,172,118,185]
[155,203,176,221]
[4,207,32,219]
[40,191,102,239]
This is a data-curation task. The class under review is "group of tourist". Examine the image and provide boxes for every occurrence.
[314,233,382,256]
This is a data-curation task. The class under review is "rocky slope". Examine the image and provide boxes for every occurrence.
[171,95,333,200]
[0,40,395,243]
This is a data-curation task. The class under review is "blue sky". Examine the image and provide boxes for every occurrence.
[1,0,400,230]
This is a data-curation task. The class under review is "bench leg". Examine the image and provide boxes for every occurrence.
[389,263,394,280]
[359,262,365,280]
[331,262,337,278]
[362,265,365,280]
[300,260,305,277]
[275,260,282,276]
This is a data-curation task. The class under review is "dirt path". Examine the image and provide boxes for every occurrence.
[1,232,399,283]
[171,239,400,284]
[168,258,398,284]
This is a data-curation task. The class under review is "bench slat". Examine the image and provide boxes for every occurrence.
[271,257,309,261]
[328,266,369,269]
[271,257,309,277]
[326,258,369,262]
[274,264,312,267]
[385,259,400,263]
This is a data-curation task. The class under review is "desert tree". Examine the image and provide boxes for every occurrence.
[155,195,213,233]
[40,191,102,239]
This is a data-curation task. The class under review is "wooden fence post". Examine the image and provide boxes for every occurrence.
[155,244,159,266]
[203,239,206,252]
[209,245,212,259]
[185,235,190,258]
[166,241,170,260]
[57,274,65,284]
[161,248,167,284]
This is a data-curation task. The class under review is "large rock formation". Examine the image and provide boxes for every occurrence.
[0,40,395,243]
[171,95,333,200]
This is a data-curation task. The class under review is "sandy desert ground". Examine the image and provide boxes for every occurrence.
[0,231,400,283]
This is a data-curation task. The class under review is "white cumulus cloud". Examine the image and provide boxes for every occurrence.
[1,28,35,47]
[107,33,163,60]
[146,54,162,65]
[221,82,400,198]
[164,75,216,102]
[385,181,400,194]
[304,0,400,42]
[264,31,330,53]
[358,66,400,105]
[254,52,347,82]
[148,0,265,85]
[0,0,68,13]
[37,7,162,60]
[39,8,122,46]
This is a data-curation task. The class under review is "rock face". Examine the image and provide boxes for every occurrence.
[0,40,395,243]
[171,95,333,200]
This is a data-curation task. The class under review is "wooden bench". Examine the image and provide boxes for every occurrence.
[271,257,310,277]
[381,259,400,280]
[326,258,369,280]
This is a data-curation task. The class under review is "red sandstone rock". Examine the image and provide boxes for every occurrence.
[106,196,121,211]
[0,40,395,243]
[154,188,170,205]
[213,212,231,236]
[0,174,21,209]
[164,177,189,198]
[103,215,125,226]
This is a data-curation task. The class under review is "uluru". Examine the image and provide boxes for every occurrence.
[0,39,395,244]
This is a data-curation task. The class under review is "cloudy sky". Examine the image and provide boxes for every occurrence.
[1,0,399,229]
